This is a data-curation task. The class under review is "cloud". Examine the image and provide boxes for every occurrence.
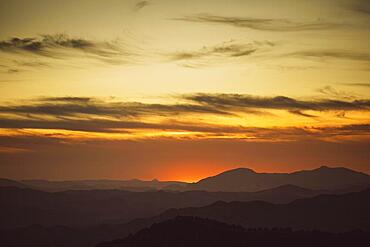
[316,86,357,100]
[168,40,272,67]
[134,1,150,11]
[0,146,31,154]
[0,95,368,138]
[171,43,256,60]
[4,93,367,125]
[0,96,230,120]
[343,83,370,88]
[0,34,137,65]
[173,14,341,32]
[290,50,370,62]
[288,110,317,118]
[0,117,260,134]
[7,69,19,74]
[0,95,368,126]
[348,0,370,15]
[0,115,368,143]
[182,93,370,115]
[13,60,49,68]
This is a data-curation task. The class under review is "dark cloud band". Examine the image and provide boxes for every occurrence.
[182,93,370,112]
[173,14,341,32]
[0,34,136,65]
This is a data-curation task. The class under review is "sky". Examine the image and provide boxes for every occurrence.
[0,0,369,182]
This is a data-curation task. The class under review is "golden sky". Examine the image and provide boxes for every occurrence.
[0,0,369,181]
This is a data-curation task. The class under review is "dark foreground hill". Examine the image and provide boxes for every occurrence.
[185,166,370,192]
[97,216,370,247]
[0,185,325,228]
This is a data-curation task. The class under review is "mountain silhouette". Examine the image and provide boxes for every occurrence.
[96,216,370,247]
[1,188,370,247]
[18,179,187,192]
[0,184,326,229]
[160,188,370,232]
[0,179,27,188]
[186,166,370,192]
[2,166,369,193]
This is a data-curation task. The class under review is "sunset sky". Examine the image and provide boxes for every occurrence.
[0,0,369,182]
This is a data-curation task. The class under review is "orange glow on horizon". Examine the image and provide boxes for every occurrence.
[152,163,242,183]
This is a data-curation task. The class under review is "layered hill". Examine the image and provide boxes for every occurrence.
[2,166,369,193]
[161,188,370,232]
[0,184,323,229]
[185,166,370,192]
[1,188,370,247]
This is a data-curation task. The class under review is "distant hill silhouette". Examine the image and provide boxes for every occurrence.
[19,179,188,192]
[0,179,27,188]
[96,216,370,247]
[161,188,370,232]
[185,166,370,192]
[2,166,369,193]
[0,184,325,229]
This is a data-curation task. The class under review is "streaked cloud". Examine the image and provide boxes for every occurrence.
[1,94,368,122]
[316,86,357,100]
[168,40,272,67]
[342,83,370,88]
[134,1,150,11]
[0,94,368,142]
[0,146,31,154]
[348,0,370,15]
[0,34,138,65]
[290,50,370,62]
[182,93,370,113]
[0,96,230,119]
[173,14,341,32]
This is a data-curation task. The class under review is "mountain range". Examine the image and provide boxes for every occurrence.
[184,166,370,192]
[1,166,370,247]
[0,184,326,229]
[160,188,370,232]
[2,166,370,192]
[17,179,187,192]
[1,188,370,247]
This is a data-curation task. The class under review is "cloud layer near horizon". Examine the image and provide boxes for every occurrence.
[0,94,368,143]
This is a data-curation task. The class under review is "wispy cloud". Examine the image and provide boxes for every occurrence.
[134,1,150,11]
[182,93,370,113]
[0,116,368,142]
[168,40,272,67]
[290,50,370,62]
[0,146,31,154]
[348,0,370,15]
[0,34,138,65]
[342,83,370,88]
[173,14,341,32]
[316,86,357,100]
[0,96,230,120]
[6,69,20,74]
[2,94,367,124]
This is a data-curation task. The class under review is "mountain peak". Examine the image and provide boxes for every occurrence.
[193,165,370,192]
[318,165,331,169]
[313,165,361,174]
[222,167,256,175]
